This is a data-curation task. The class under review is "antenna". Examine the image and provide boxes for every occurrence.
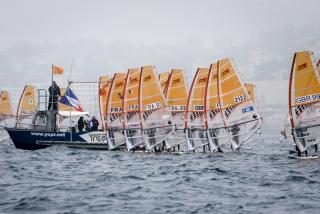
[68,57,75,83]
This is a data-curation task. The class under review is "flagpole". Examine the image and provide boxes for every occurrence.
[51,64,54,131]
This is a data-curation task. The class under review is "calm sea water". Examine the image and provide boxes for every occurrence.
[0,136,320,214]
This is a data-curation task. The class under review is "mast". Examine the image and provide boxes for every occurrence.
[185,69,199,129]
[288,53,296,130]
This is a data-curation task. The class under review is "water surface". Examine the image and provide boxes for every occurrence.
[0,137,319,214]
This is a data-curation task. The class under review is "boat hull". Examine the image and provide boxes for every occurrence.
[6,128,108,150]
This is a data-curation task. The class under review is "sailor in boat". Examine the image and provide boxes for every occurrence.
[295,127,308,157]
[230,124,240,149]
[210,129,223,153]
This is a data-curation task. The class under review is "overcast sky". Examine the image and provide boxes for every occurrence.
[1,0,319,83]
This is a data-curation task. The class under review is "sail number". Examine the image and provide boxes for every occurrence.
[234,95,246,103]
[296,93,320,104]
[144,102,163,110]
[169,105,186,111]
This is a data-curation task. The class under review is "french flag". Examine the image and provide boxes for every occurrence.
[59,88,84,112]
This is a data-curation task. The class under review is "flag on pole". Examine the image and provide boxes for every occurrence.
[59,88,84,111]
[53,66,64,75]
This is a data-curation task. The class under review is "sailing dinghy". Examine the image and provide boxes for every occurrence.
[185,68,211,151]
[16,85,37,128]
[165,69,188,150]
[205,63,230,151]
[288,51,320,155]
[106,73,127,150]
[122,68,144,151]
[0,91,13,117]
[139,66,175,151]
[217,58,262,150]
[0,90,14,140]
[98,75,111,130]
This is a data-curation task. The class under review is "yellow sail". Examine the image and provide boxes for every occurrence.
[0,91,13,116]
[16,85,37,128]
[159,72,170,94]
[288,51,320,152]
[98,75,111,130]
[206,63,222,128]
[205,63,229,150]
[185,68,210,151]
[122,68,143,150]
[106,73,126,149]
[123,68,141,128]
[244,83,257,105]
[165,69,188,148]
[140,65,174,150]
[217,58,262,150]
[186,68,208,129]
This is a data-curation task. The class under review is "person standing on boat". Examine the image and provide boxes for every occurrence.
[48,81,61,111]
[78,116,85,132]
[90,116,99,131]
[48,81,61,131]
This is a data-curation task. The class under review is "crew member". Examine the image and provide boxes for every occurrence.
[48,81,61,111]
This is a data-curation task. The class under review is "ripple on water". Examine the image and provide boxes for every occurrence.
[1,138,320,213]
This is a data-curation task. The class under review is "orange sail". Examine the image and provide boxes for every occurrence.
[244,83,257,106]
[165,69,188,149]
[288,51,320,152]
[98,75,111,130]
[0,91,13,116]
[140,66,174,150]
[185,68,210,151]
[16,85,37,128]
[122,68,143,150]
[159,72,170,95]
[217,58,262,150]
[205,63,229,150]
[106,73,127,150]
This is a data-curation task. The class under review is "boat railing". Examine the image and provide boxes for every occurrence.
[37,89,48,111]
